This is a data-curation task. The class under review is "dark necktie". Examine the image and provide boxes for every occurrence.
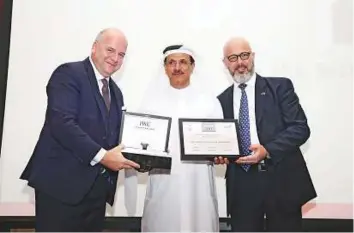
[100,79,113,186]
[101,78,110,111]
[238,83,251,171]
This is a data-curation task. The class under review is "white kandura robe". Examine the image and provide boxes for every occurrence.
[139,83,223,232]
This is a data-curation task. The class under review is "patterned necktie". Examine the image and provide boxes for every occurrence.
[101,78,110,111]
[238,83,251,171]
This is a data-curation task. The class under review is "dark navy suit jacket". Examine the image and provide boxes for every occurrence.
[217,74,317,215]
[20,57,124,205]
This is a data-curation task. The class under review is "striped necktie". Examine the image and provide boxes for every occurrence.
[101,78,110,111]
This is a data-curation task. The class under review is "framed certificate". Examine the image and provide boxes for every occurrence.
[178,118,240,161]
[119,111,172,171]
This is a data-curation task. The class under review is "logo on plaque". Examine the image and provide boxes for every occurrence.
[139,121,151,127]
[201,123,216,132]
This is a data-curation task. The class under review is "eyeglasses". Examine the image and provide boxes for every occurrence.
[226,52,251,62]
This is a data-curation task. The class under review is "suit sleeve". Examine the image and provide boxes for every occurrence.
[263,78,310,164]
[46,64,102,165]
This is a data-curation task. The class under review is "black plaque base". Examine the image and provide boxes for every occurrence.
[123,153,172,173]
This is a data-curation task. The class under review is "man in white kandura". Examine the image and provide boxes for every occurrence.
[125,44,222,232]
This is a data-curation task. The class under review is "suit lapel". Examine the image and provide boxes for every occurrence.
[224,85,235,119]
[255,74,267,129]
[84,58,108,124]
[109,80,123,115]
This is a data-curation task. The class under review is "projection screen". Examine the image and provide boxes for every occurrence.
[0,0,352,219]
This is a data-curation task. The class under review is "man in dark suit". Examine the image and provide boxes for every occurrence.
[20,28,140,232]
[214,37,317,232]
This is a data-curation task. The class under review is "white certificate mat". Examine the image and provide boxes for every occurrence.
[179,119,240,160]
[119,112,171,153]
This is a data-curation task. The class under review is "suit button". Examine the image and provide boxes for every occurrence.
[102,136,107,140]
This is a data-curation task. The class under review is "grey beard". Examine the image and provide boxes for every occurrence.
[231,64,255,84]
[232,73,252,84]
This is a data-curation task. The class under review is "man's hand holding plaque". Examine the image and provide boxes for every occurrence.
[119,111,172,172]
[100,144,140,170]
[214,144,268,165]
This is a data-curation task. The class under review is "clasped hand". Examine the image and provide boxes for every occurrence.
[214,144,267,165]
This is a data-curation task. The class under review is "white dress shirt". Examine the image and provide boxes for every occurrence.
[233,73,260,146]
[89,56,110,166]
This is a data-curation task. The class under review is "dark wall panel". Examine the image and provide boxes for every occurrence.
[0,0,13,155]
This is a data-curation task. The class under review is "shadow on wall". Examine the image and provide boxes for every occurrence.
[21,185,35,204]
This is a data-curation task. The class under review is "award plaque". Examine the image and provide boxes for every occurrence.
[178,118,241,161]
[119,111,172,172]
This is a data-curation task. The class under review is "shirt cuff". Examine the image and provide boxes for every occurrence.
[90,148,106,166]
[266,152,271,159]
